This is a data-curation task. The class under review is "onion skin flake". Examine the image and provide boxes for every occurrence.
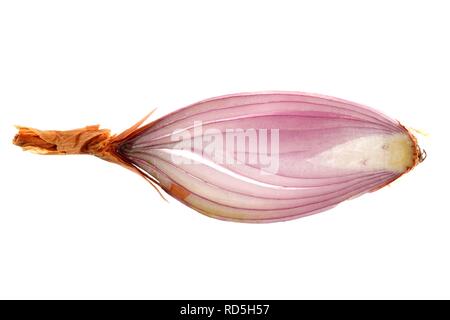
[13,92,425,223]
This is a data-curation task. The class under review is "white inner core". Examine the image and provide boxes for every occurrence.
[310,133,414,173]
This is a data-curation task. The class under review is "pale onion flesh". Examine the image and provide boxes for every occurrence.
[116,92,422,222]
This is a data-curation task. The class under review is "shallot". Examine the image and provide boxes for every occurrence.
[13,92,425,222]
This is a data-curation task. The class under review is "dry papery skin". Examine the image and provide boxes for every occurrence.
[13,113,163,190]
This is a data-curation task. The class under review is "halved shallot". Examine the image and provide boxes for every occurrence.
[13,92,425,222]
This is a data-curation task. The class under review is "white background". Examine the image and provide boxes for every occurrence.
[0,0,448,299]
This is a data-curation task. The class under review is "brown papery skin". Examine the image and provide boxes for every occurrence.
[13,126,120,162]
[12,112,162,190]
